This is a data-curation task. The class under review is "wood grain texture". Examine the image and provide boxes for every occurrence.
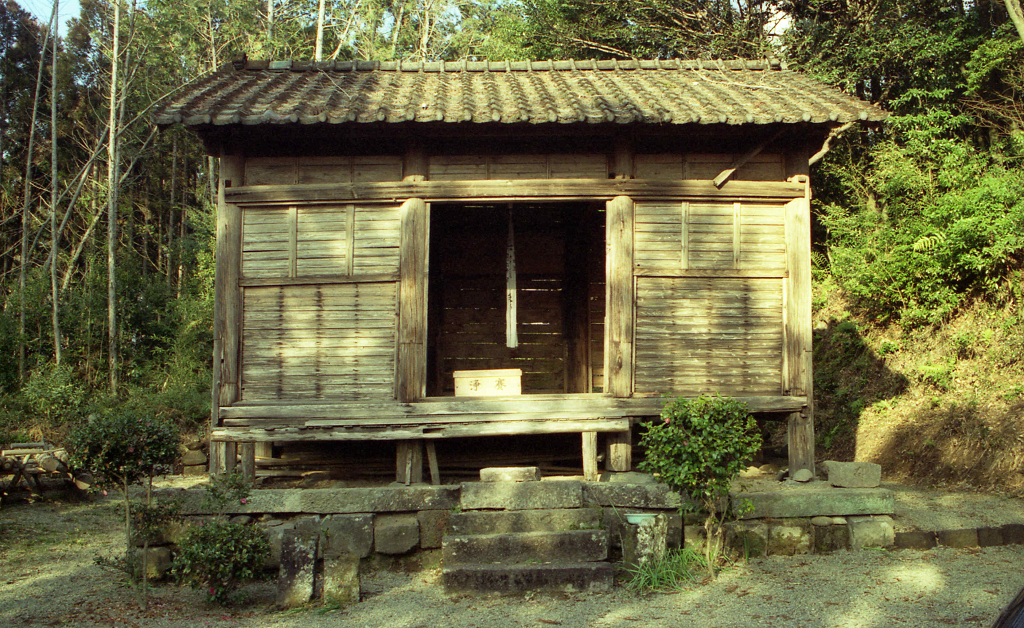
[605,195,634,398]
[397,198,428,401]
[634,276,784,396]
[224,178,806,205]
[214,152,245,455]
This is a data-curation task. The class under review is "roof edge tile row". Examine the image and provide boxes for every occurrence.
[239,58,790,73]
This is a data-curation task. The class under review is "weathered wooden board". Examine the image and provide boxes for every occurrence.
[240,282,397,402]
[634,153,785,181]
[429,154,607,181]
[634,276,784,396]
[245,156,403,186]
[635,201,787,273]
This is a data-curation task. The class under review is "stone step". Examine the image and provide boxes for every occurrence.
[448,507,602,535]
[442,562,613,593]
[443,529,608,565]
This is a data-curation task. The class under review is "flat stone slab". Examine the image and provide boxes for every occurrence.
[321,514,374,558]
[823,461,882,488]
[175,486,459,515]
[480,467,541,482]
[322,556,360,607]
[374,514,419,555]
[442,562,613,593]
[732,487,895,520]
[443,530,608,565]
[460,481,582,510]
[583,482,683,509]
[449,508,602,536]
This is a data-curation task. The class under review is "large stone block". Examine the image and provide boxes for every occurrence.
[894,530,936,550]
[936,528,979,548]
[603,508,681,549]
[261,521,295,568]
[277,530,318,608]
[583,482,683,509]
[460,481,582,510]
[442,562,612,593]
[417,510,450,549]
[450,508,602,536]
[322,556,360,607]
[480,467,541,482]
[733,486,895,520]
[299,487,460,514]
[823,461,882,488]
[443,530,608,565]
[620,515,667,569]
[131,546,173,580]
[768,520,812,555]
[321,514,373,558]
[374,514,419,555]
[847,515,895,549]
[813,523,850,553]
[724,521,769,558]
[978,527,1004,547]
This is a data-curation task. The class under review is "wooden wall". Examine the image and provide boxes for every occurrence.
[238,201,401,402]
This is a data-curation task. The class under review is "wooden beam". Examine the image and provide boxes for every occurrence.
[397,198,429,402]
[784,166,814,475]
[220,394,809,421]
[223,178,806,205]
[239,273,398,287]
[211,151,244,474]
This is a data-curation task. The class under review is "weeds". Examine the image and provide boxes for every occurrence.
[624,548,709,594]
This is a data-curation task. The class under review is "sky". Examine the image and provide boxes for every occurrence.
[17,0,81,36]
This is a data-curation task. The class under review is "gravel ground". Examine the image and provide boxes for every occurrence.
[2,484,1023,628]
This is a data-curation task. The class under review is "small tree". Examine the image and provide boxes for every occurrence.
[637,395,761,577]
[67,409,179,607]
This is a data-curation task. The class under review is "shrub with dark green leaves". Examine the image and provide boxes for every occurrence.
[637,395,761,576]
[172,520,269,604]
[67,410,180,489]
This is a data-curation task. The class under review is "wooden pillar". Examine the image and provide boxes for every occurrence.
[785,149,815,476]
[397,197,429,401]
[605,195,635,471]
[396,441,424,484]
[238,443,255,481]
[210,150,244,476]
[582,432,599,481]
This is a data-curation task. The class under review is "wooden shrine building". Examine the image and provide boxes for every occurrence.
[154,58,886,482]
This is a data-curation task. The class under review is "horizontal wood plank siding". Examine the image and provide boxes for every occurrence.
[429,154,607,181]
[635,201,786,273]
[634,154,785,181]
[240,282,397,402]
[634,276,784,396]
[245,156,403,186]
[241,204,401,280]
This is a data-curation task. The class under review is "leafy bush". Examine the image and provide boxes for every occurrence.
[637,395,761,576]
[172,520,269,604]
[23,363,86,424]
[67,409,180,489]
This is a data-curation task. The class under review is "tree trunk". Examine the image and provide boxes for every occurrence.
[315,0,326,61]
[107,0,122,394]
[20,10,54,382]
[1005,0,1024,42]
[50,0,62,365]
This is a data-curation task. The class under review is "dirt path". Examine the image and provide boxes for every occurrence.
[2,487,1023,628]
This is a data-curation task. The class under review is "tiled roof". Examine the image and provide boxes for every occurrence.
[153,58,887,127]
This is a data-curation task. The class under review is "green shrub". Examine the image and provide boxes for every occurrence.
[67,410,180,489]
[23,363,86,424]
[637,395,761,577]
[172,520,269,604]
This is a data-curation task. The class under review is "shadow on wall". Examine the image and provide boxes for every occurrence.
[811,318,909,460]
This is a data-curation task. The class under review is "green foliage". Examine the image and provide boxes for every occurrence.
[202,471,254,512]
[23,363,87,424]
[172,520,269,605]
[66,409,180,488]
[130,500,180,546]
[637,395,761,507]
[624,547,708,594]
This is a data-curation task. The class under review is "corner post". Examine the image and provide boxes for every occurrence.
[785,150,815,476]
[211,149,244,477]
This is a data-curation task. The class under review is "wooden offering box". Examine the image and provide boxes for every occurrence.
[454,369,523,396]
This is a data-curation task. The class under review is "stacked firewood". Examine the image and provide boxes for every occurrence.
[1,442,89,499]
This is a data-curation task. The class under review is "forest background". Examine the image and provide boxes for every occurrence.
[1,0,1023,491]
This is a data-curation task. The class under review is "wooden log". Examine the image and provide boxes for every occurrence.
[223,178,807,205]
[397,198,429,402]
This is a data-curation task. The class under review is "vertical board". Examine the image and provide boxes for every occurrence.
[397,198,428,401]
[605,196,634,397]
[240,283,398,400]
[634,277,784,395]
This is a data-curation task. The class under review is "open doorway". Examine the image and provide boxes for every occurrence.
[427,202,606,396]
